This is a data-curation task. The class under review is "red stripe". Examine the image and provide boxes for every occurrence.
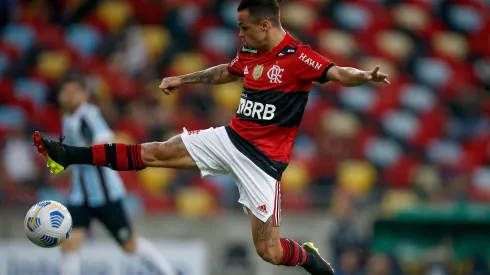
[115,144,128,170]
[301,246,307,265]
[273,181,278,226]
[91,144,106,166]
[279,238,288,264]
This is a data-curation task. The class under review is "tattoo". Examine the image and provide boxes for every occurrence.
[253,216,278,244]
[180,65,223,84]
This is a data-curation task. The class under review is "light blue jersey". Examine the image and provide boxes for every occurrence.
[62,103,126,207]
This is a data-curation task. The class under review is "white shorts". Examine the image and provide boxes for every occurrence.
[180,126,281,226]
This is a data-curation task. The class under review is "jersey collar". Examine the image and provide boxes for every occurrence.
[258,31,291,57]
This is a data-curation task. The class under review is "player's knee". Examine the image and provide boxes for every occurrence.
[122,238,137,254]
[255,242,282,265]
[141,136,182,165]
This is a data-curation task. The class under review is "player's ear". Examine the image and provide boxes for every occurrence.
[261,19,272,31]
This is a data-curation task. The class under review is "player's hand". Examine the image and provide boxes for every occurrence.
[159,76,182,95]
[366,65,390,84]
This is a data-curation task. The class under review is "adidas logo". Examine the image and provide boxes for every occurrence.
[244,66,249,75]
[257,204,268,214]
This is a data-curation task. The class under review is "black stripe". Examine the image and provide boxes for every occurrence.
[297,241,304,265]
[225,126,287,181]
[95,167,110,203]
[318,63,336,84]
[79,118,92,206]
[287,239,295,263]
[237,88,309,127]
[105,144,117,169]
[79,172,89,207]
[127,145,134,170]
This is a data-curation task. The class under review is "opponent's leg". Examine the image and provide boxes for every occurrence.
[60,205,92,275]
[248,210,334,274]
[96,200,176,275]
[122,236,176,275]
[32,131,198,174]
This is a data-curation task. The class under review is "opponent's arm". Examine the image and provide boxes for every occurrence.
[159,64,239,95]
[326,65,390,87]
[180,64,239,85]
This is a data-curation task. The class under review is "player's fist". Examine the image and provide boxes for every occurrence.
[366,65,390,84]
[159,76,182,95]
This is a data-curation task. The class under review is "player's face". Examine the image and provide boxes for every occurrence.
[58,82,88,113]
[237,10,269,50]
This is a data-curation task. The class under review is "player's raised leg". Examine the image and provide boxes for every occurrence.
[32,131,198,174]
[248,210,334,274]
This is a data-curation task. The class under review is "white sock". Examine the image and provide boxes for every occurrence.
[60,251,81,275]
[134,237,177,275]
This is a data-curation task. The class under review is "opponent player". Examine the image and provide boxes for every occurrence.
[51,73,175,275]
[32,0,389,274]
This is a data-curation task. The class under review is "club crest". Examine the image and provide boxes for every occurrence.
[253,64,264,80]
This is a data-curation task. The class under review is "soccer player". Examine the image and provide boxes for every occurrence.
[32,0,389,274]
[50,73,176,275]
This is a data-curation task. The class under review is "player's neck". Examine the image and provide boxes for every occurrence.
[262,28,286,53]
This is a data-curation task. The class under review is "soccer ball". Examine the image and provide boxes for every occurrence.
[24,200,73,248]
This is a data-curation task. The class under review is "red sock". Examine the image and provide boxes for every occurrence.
[91,143,145,171]
[278,238,308,266]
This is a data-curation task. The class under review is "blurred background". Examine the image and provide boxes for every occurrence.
[0,0,489,274]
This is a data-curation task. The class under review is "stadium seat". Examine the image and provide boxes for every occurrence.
[176,187,216,217]
[211,82,243,111]
[0,106,26,128]
[281,161,310,192]
[321,109,360,139]
[383,156,419,189]
[338,86,376,113]
[14,78,48,106]
[333,3,372,32]
[201,27,237,56]
[381,110,420,141]
[380,190,418,214]
[392,4,430,32]
[431,31,469,62]
[1,24,35,53]
[138,167,175,195]
[365,137,403,168]
[375,30,414,63]
[412,165,442,195]
[66,24,102,57]
[96,0,133,33]
[400,84,437,114]
[414,57,453,88]
[0,53,8,76]
[170,53,207,76]
[281,2,317,31]
[337,160,376,198]
[141,26,171,58]
[36,50,71,80]
[427,139,462,166]
[317,30,357,59]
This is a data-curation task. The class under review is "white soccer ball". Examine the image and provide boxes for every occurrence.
[24,200,73,248]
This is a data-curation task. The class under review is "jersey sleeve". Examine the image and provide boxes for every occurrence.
[227,51,246,77]
[84,106,114,144]
[296,46,335,84]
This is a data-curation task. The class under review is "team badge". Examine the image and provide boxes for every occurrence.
[252,64,264,80]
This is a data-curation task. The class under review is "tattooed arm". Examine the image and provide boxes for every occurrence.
[180,64,239,85]
[159,64,239,95]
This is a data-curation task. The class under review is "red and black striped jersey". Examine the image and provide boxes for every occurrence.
[226,32,335,181]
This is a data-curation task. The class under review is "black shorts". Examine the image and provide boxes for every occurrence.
[67,200,133,246]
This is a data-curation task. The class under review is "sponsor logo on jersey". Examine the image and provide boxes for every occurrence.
[267,65,284,84]
[237,98,276,120]
[299,53,323,70]
[253,64,264,80]
[241,46,258,54]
